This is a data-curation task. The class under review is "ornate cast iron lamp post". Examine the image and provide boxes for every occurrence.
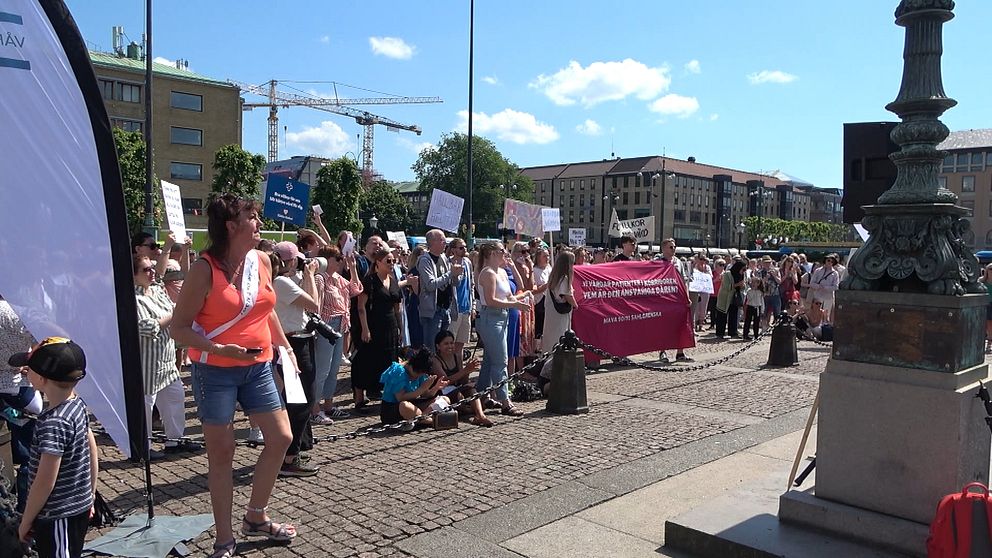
[844,0,982,296]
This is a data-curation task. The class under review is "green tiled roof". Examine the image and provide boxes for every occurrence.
[392,180,421,194]
[88,51,235,88]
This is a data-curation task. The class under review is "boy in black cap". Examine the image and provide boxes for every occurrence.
[10,337,97,558]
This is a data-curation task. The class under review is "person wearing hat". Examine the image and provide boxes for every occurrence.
[12,337,98,558]
[808,254,840,323]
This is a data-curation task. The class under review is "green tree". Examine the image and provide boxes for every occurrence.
[311,157,364,237]
[412,132,534,238]
[113,127,161,234]
[742,217,855,247]
[359,180,417,237]
[210,144,266,199]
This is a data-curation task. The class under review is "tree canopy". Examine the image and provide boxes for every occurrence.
[742,216,855,247]
[114,128,161,234]
[311,157,364,237]
[412,132,533,238]
[359,180,416,238]
[211,144,266,199]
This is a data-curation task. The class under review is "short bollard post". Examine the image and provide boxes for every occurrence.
[767,312,798,366]
[547,330,590,415]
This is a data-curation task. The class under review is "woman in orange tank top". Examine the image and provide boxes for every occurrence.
[172,195,298,556]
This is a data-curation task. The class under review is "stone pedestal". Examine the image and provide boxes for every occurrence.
[779,289,991,547]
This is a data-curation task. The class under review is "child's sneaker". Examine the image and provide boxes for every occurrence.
[311,411,334,426]
[247,427,264,446]
[327,407,350,419]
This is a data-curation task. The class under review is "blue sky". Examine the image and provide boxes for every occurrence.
[66,0,992,189]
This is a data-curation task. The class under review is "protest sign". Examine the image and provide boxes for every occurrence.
[263,174,311,226]
[387,231,411,251]
[541,207,561,232]
[160,180,187,241]
[689,270,715,294]
[502,199,545,237]
[426,188,464,233]
[572,261,694,358]
[568,228,586,246]
[609,210,656,243]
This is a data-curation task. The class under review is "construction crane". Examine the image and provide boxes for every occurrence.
[231,79,442,185]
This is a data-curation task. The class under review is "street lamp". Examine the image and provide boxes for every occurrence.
[603,191,619,247]
[369,214,379,232]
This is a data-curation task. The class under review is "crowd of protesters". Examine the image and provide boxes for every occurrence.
[0,191,855,557]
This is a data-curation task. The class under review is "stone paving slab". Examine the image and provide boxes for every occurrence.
[644,372,819,419]
[84,335,831,557]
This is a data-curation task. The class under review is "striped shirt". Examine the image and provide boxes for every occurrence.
[28,397,94,520]
[135,284,181,395]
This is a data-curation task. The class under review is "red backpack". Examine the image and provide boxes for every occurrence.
[927,482,992,558]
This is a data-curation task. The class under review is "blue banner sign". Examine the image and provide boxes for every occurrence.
[263,174,311,226]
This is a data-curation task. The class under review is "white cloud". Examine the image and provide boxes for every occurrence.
[709,113,719,121]
[575,119,603,136]
[648,94,700,118]
[286,121,354,157]
[747,70,798,85]
[319,35,330,44]
[530,59,671,107]
[684,59,701,74]
[482,76,500,85]
[456,109,559,144]
[398,137,435,155]
[369,36,415,60]
[153,56,175,66]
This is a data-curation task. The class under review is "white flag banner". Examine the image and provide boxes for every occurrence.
[161,180,187,241]
[0,0,144,458]
[609,210,656,243]
[425,188,464,233]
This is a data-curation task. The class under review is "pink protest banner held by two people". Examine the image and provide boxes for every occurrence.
[571,261,695,358]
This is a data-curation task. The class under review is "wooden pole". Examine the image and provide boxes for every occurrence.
[788,386,820,490]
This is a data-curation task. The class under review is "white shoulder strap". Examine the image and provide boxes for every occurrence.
[192,251,261,362]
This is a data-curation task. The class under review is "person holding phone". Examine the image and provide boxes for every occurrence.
[171,195,297,556]
[379,347,449,430]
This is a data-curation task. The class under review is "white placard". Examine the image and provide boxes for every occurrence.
[608,210,656,242]
[279,346,308,404]
[425,188,465,233]
[541,207,561,232]
[312,204,323,215]
[568,228,586,246]
[342,233,356,256]
[854,223,869,242]
[387,231,411,251]
[689,270,715,294]
[160,180,187,241]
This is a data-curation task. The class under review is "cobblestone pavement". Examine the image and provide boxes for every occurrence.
[86,328,829,557]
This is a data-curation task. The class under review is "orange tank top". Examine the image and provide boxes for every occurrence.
[188,251,276,367]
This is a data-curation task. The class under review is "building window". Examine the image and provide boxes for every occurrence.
[963,175,975,193]
[170,91,203,112]
[170,162,202,181]
[580,179,584,189]
[938,176,947,189]
[986,229,992,247]
[559,181,565,191]
[634,191,640,205]
[570,180,575,191]
[118,82,141,103]
[181,197,203,215]
[110,118,143,133]
[622,192,629,205]
[674,210,686,222]
[634,208,650,218]
[972,152,985,172]
[942,155,955,173]
[591,179,597,188]
[170,126,203,146]
[98,79,114,100]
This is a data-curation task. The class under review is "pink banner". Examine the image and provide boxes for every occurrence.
[572,261,694,358]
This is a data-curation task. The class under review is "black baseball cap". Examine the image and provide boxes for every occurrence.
[7,337,87,382]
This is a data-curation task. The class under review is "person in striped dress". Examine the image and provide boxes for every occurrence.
[133,255,201,459]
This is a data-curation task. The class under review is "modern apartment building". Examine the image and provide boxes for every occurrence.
[90,50,242,228]
[937,129,992,249]
[523,155,836,248]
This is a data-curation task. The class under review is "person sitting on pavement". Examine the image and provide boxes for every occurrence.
[380,347,450,430]
[133,255,202,460]
[431,330,492,427]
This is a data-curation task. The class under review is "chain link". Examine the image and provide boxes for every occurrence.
[578,319,780,373]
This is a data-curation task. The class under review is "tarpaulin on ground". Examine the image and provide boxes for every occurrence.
[572,261,694,358]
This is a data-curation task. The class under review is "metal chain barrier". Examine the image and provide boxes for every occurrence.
[309,343,561,443]
[577,318,780,374]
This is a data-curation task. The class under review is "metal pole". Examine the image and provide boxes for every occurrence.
[142,0,156,522]
[142,0,155,237]
[466,0,475,247]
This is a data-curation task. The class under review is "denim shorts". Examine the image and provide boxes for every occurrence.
[190,361,284,425]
